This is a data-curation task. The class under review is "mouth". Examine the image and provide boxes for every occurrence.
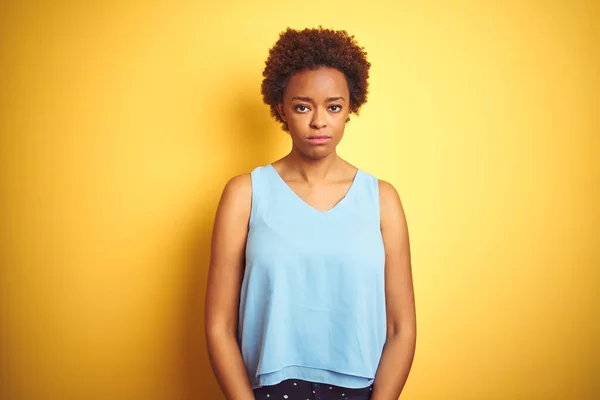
[307,135,332,145]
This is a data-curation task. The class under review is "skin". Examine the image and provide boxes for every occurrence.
[205,67,416,400]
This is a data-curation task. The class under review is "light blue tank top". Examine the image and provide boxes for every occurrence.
[238,164,386,389]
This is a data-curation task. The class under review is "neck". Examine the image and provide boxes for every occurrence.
[283,147,340,183]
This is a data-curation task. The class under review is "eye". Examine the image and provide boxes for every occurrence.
[294,104,311,113]
[328,104,342,112]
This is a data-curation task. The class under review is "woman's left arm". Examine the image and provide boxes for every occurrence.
[371,180,417,400]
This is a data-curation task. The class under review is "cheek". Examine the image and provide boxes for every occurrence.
[331,112,349,128]
[287,111,308,125]
[286,116,308,137]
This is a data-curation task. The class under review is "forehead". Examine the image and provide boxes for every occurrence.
[284,67,349,98]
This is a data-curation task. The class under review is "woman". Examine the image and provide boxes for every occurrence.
[205,27,416,400]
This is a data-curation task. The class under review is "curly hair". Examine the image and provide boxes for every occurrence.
[261,26,371,131]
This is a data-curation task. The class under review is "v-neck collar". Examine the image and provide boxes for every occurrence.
[267,164,361,214]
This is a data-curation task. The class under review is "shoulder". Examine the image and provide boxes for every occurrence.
[217,173,252,218]
[377,179,406,227]
[223,173,252,196]
[378,179,400,204]
[221,164,273,200]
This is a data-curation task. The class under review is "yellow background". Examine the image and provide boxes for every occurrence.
[1,1,598,399]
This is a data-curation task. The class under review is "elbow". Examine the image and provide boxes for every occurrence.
[385,322,417,360]
[386,320,417,342]
[205,313,239,344]
[205,322,238,342]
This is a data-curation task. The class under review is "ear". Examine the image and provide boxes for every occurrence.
[276,104,286,122]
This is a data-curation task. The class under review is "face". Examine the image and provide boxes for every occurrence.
[276,67,351,160]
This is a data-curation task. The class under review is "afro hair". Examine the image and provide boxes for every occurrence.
[261,27,371,131]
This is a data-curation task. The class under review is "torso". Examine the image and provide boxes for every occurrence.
[237,161,387,389]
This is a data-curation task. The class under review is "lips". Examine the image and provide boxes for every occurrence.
[307,135,332,145]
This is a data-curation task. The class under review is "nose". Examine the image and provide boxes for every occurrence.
[310,107,327,129]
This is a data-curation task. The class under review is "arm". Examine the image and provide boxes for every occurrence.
[204,174,255,400]
[371,180,417,400]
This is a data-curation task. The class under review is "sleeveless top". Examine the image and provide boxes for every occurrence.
[238,164,386,389]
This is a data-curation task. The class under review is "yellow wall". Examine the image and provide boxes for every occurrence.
[1,1,598,399]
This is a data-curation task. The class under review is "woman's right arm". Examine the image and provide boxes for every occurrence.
[205,174,255,400]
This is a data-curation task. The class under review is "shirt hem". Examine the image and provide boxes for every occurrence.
[252,365,374,390]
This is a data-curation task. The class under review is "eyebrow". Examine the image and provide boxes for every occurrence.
[291,96,346,102]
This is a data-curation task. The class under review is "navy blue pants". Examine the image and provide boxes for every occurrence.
[253,379,373,400]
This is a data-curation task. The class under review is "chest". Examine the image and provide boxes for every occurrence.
[246,202,385,274]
